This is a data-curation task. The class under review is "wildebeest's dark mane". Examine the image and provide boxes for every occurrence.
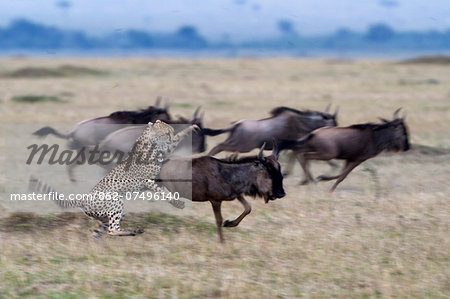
[108,106,166,120]
[348,122,392,131]
[216,155,260,164]
[244,186,264,198]
[270,106,328,117]
[217,154,280,179]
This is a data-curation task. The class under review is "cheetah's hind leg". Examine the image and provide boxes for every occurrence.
[106,212,144,237]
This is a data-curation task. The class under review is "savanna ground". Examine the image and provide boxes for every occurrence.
[0,57,449,298]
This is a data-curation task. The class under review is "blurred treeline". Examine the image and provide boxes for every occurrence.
[0,19,449,51]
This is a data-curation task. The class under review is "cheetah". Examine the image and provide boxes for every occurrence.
[29,120,198,238]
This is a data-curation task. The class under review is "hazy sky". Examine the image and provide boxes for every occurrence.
[0,0,449,41]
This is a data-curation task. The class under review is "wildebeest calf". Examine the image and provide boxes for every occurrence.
[277,109,410,191]
[159,144,286,243]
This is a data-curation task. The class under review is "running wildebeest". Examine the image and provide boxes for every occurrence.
[204,105,338,155]
[65,108,205,181]
[203,105,338,179]
[159,143,286,243]
[276,109,410,192]
[33,98,171,145]
[32,99,172,181]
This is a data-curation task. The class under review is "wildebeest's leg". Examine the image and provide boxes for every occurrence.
[92,219,108,240]
[317,161,344,181]
[327,160,339,169]
[317,160,357,183]
[67,147,112,182]
[211,201,224,243]
[207,136,248,156]
[314,161,340,182]
[207,143,226,156]
[299,150,340,184]
[67,162,78,182]
[317,173,340,181]
[296,153,314,185]
[330,161,361,192]
[282,151,296,176]
[66,147,86,182]
[223,195,251,227]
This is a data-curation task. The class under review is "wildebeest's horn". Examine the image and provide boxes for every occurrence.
[393,108,402,119]
[378,117,389,123]
[271,140,279,159]
[333,106,339,117]
[193,106,201,119]
[258,142,266,159]
[155,96,162,107]
[324,104,331,114]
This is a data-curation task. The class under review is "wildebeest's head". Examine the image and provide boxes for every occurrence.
[190,107,206,153]
[173,107,206,153]
[391,109,410,151]
[379,108,410,152]
[253,143,286,203]
[141,98,171,123]
[318,104,339,127]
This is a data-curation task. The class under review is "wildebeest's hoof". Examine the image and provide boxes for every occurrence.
[316,175,327,181]
[134,228,144,234]
[92,234,104,242]
[223,220,233,227]
[299,179,310,185]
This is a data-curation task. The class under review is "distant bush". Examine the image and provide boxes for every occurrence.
[11,94,65,103]
[2,65,107,78]
[401,55,450,64]
[58,65,107,76]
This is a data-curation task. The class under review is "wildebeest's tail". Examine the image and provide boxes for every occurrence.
[33,126,70,139]
[202,126,234,136]
[276,134,315,154]
[28,175,81,209]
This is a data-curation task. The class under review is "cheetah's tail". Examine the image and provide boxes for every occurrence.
[28,175,80,209]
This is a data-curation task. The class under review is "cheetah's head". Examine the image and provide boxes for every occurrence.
[146,120,175,145]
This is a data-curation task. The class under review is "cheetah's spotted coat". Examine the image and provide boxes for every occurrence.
[30,121,197,238]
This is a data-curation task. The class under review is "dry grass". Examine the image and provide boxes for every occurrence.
[0,57,449,298]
